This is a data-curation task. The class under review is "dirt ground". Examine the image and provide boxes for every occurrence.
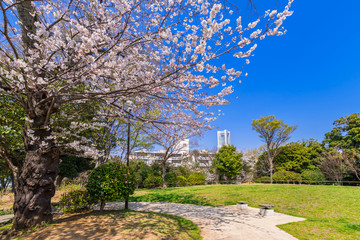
[10,210,200,240]
[0,193,13,210]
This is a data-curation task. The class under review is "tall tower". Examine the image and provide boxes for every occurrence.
[217,129,231,151]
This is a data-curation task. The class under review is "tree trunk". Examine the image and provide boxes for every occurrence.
[269,159,273,184]
[162,160,167,188]
[13,139,59,230]
[55,176,64,187]
[12,90,59,230]
[100,199,106,211]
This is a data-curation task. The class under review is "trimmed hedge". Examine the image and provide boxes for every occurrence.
[273,170,302,183]
[255,176,271,183]
[301,169,326,184]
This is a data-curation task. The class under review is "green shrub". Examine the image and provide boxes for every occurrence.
[273,170,302,183]
[86,162,136,209]
[301,169,326,184]
[165,171,177,187]
[59,190,93,213]
[255,176,271,183]
[187,173,206,186]
[144,174,162,189]
[177,176,187,187]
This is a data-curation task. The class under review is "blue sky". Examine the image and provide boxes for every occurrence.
[194,0,360,151]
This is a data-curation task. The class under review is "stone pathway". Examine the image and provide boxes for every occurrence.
[0,214,13,224]
[96,202,306,240]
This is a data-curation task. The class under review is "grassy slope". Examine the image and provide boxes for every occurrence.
[131,184,360,240]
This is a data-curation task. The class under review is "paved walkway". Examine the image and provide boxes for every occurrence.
[0,214,13,224]
[96,202,305,240]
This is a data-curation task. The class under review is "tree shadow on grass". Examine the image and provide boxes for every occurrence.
[129,192,213,206]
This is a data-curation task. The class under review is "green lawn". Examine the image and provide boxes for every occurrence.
[130,184,360,240]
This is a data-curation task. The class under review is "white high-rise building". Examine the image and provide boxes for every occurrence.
[217,129,231,151]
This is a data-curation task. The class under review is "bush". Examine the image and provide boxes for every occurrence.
[86,162,136,210]
[255,176,271,183]
[165,171,177,187]
[187,173,206,186]
[273,170,302,183]
[301,169,326,184]
[59,190,93,213]
[144,174,162,189]
[177,176,187,187]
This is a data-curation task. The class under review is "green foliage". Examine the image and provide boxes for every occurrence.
[144,174,162,189]
[324,113,360,153]
[255,176,271,183]
[301,170,326,184]
[59,190,93,213]
[86,162,136,204]
[177,176,187,187]
[0,95,26,177]
[59,155,93,179]
[274,140,323,173]
[251,115,297,145]
[273,170,302,183]
[214,145,243,180]
[165,171,177,187]
[187,173,205,186]
[252,115,297,182]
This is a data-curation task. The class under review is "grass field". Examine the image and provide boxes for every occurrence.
[131,184,360,240]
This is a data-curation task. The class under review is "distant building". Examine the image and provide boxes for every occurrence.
[130,139,190,167]
[217,129,231,151]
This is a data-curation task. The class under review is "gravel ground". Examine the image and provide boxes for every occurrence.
[94,202,306,240]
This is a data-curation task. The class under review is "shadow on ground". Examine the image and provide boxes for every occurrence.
[129,192,212,206]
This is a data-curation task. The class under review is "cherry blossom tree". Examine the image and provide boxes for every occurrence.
[147,123,197,188]
[0,0,294,229]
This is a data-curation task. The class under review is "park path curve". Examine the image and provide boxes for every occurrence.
[0,214,13,224]
[98,202,306,240]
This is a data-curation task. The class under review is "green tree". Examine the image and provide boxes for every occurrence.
[214,145,243,182]
[324,113,360,180]
[324,113,360,152]
[274,140,322,173]
[0,95,26,191]
[252,115,297,183]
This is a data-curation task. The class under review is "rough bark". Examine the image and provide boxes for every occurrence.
[13,144,59,229]
[162,159,167,188]
[13,90,59,230]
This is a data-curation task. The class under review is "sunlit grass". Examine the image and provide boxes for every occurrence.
[133,184,360,240]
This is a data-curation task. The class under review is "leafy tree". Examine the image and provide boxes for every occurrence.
[324,113,360,152]
[324,113,360,180]
[57,155,94,185]
[274,140,322,173]
[86,162,136,210]
[252,115,297,183]
[214,145,243,182]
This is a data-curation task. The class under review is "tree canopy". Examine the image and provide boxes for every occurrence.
[252,115,297,183]
[214,145,243,181]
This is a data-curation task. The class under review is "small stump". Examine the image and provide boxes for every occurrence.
[259,204,274,216]
[237,201,248,210]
